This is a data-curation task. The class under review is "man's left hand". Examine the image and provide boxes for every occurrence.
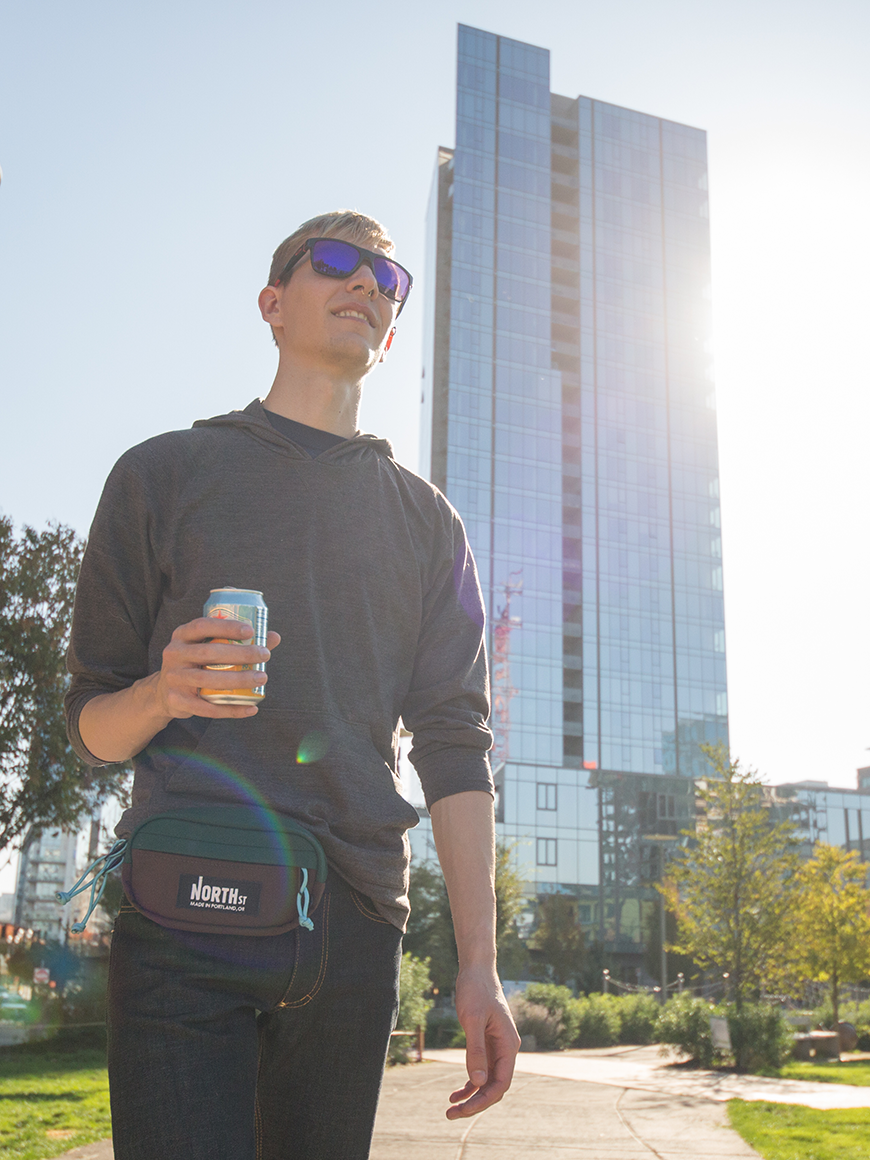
[446,965,520,1119]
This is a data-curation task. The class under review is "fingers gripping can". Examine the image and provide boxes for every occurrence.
[199,588,268,705]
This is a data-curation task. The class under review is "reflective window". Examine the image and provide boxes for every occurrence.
[435,28,727,916]
[537,838,558,866]
[537,783,558,811]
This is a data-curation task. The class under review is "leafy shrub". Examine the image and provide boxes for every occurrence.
[509,988,660,1050]
[397,954,433,1030]
[658,994,792,1072]
[508,998,564,1051]
[616,993,661,1045]
[60,959,110,1026]
[727,1004,793,1072]
[389,954,433,1063]
[425,1010,465,1049]
[657,993,718,1067]
[522,983,574,1016]
[521,984,581,1048]
[812,996,870,1030]
[574,993,621,1047]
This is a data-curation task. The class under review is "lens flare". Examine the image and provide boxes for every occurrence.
[296,732,329,765]
[146,751,312,966]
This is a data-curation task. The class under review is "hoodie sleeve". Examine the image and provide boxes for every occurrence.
[65,449,166,766]
[401,509,494,810]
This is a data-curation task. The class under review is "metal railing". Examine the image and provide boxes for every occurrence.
[389,1025,424,1062]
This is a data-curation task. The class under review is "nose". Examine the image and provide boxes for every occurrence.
[348,258,379,299]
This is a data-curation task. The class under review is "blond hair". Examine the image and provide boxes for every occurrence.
[268,210,395,286]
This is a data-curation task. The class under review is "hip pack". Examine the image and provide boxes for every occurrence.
[59,805,328,937]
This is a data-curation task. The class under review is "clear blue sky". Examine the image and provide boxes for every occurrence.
[1,0,868,792]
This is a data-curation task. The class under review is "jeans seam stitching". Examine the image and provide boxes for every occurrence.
[273,924,302,1009]
[350,889,390,924]
[278,893,330,1008]
[255,1027,265,1160]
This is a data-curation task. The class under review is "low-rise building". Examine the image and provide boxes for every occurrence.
[773,770,870,861]
[13,800,124,942]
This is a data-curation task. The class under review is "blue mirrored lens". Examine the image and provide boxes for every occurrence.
[310,239,358,278]
[309,239,410,304]
[372,258,410,302]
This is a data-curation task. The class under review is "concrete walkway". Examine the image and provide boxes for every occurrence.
[371,1060,759,1159]
[426,1044,870,1110]
[50,1053,760,1160]
[49,1044,870,1159]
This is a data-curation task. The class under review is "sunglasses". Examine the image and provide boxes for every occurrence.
[274,237,413,315]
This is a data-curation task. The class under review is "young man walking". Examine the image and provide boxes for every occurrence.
[66,211,519,1160]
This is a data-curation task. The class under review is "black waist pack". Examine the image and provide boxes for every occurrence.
[121,805,328,936]
[59,805,328,937]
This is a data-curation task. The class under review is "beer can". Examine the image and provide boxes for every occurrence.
[199,588,268,705]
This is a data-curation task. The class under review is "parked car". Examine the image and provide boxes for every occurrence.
[0,988,31,1016]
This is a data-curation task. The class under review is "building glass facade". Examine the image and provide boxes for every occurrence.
[417,25,728,966]
[774,775,870,862]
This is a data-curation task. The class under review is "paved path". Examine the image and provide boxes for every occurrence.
[371,1060,759,1159]
[49,1044,870,1159]
[425,1044,870,1110]
[48,1144,112,1160]
[50,1054,761,1160]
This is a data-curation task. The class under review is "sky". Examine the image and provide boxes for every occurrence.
[0,0,868,830]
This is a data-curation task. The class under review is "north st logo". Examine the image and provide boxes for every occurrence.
[177,873,261,915]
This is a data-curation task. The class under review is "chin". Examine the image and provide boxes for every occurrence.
[326,337,378,373]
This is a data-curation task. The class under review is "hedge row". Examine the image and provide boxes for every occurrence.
[508,986,792,1068]
[509,985,660,1050]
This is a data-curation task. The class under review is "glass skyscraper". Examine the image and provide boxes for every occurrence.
[417,25,728,965]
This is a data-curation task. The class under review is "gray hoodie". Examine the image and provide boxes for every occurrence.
[65,400,493,929]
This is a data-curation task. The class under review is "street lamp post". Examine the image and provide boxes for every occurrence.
[642,834,679,1005]
[659,881,667,1004]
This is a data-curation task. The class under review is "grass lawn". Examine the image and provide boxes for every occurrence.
[0,1039,110,1160]
[764,1059,870,1086]
[728,1100,870,1160]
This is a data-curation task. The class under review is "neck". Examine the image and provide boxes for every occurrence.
[262,357,364,437]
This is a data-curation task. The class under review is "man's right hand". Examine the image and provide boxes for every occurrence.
[78,616,281,763]
[155,617,280,720]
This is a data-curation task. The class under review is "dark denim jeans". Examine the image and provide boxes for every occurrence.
[107,873,402,1160]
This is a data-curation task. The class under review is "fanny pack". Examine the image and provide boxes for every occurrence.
[58,805,328,937]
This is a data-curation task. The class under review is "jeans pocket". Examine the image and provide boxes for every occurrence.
[275,893,331,1009]
[349,889,391,925]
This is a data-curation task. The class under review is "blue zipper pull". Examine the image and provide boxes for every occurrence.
[56,839,128,932]
[296,866,315,931]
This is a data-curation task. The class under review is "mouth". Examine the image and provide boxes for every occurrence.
[332,306,376,328]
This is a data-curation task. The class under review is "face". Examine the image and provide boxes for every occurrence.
[259,232,398,376]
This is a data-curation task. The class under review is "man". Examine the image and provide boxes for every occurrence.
[66,210,520,1160]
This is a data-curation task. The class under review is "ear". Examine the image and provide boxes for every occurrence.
[258,285,282,327]
[379,327,397,363]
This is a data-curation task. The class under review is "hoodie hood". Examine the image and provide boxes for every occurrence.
[193,399,394,462]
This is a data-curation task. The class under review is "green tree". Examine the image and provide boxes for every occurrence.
[494,840,524,946]
[494,840,529,980]
[404,841,528,992]
[664,745,798,1034]
[0,516,128,853]
[404,859,456,993]
[396,953,434,1031]
[389,952,434,1062]
[528,893,586,989]
[792,844,870,1028]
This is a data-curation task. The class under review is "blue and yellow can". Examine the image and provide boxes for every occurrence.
[199,587,269,705]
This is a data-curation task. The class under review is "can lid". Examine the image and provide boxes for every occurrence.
[208,587,263,596]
